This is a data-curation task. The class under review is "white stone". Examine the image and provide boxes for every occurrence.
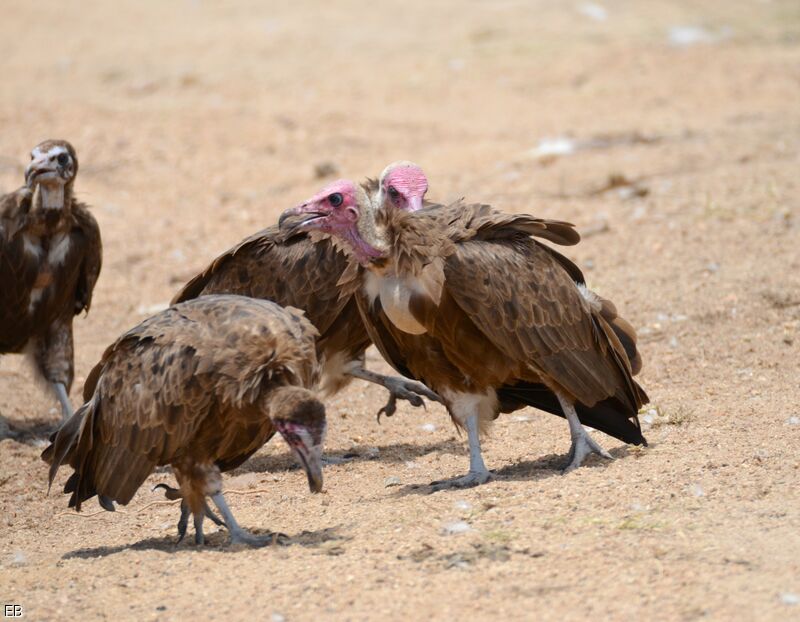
[442,521,472,535]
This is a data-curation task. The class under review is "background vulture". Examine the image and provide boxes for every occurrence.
[172,163,439,419]
[0,140,102,421]
[43,295,326,547]
[280,181,648,489]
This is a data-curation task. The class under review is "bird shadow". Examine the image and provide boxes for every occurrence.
[62,526,348,559]
[0,413,58,444]
[232,438,465,475]
[389,444,634,496]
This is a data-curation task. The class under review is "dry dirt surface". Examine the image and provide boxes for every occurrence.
[1,1,799,620]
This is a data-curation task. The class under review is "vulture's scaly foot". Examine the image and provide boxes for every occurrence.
[377,376,441,420]
[430,469,493,491]
[229,529,290,547]
[54,382,73,422]
[561,430,613,474]
[211,492,289,548]
[347,368,441,420]
[430,413,493,490]
[558,393,613,474]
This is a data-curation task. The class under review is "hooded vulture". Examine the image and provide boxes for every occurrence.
[172,163,439,418]
[279,181,648,489]
[0,140,102,420]
[42,295,326,546]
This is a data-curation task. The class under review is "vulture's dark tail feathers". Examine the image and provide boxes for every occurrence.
[41,398,104,512]
[497,382,647,446]
[42,404,87,492]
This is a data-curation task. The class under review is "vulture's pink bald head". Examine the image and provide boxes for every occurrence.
[378,161,428,212]
[279,179,386,264]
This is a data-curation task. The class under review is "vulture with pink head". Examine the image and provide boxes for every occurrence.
[0,140,102,421]
[43,295,326,547]
[172,163,438,418]
[279,181,648,489]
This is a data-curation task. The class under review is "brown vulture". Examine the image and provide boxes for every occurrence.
[42,295,326,546]
[171,162,439,420]
[0,140,102,421]
[279,181,648,489]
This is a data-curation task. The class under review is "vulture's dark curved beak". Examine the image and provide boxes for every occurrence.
[25,159,61,188]
[278,205,327,233]
[293,446,324,493]
[305,459,324,494]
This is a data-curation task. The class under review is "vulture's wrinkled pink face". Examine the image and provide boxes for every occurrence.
[379,162,427,212]
[278,179,361,235]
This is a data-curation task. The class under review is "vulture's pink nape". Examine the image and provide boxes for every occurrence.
[378,161,428,212]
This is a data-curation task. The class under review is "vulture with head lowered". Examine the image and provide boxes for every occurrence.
[0,140,102,421]
[43,295,326,546]
[172,163,439,418]
[280,181,648,489]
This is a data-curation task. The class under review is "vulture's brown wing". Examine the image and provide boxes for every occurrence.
[61,307,216,508]
[421,202,580,247]
[0,188,36,351]
[71,202,102,314]
[441,237,641,413]
[172,226,353,339]
[58,296,319,509]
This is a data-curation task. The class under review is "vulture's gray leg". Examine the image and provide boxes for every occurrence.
[156,485,226,542]
[32,321,75,422]
[204,505,227,528]
[347,367,442,420]
[53,382,73,421]
[193,511,205,545]
[210,493,288,547]
[557,393,613,473]
[177,501,190,543]
[431,412,493,491]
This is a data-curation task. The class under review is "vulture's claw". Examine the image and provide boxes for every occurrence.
[229,530,290,548]
[153,483,182,500]
[376,393,398,423]
[375,377,441,423]
[347,368,440,422]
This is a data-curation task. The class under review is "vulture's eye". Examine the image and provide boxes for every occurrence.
[57,153,69,166]
[388,185,400,199]
[328,193,343,207]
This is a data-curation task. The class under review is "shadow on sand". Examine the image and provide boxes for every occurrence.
[389,444,635,496]
[63,526,349,559]
[232,438,465,476]
[0,413,58,445]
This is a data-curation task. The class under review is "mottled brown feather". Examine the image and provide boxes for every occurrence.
[356,204,647,444]
[172,225,368,394]
[44,295,321,511]
[0,177,102,391]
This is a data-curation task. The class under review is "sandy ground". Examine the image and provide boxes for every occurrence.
[1,1,799,620]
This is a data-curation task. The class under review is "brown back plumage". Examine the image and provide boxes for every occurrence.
[43,295,320,510]
[172,225,368,394]
[358,203,647,445]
